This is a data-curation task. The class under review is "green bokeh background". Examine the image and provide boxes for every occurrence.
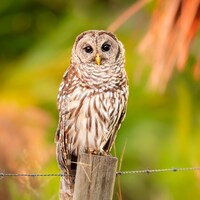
[0,0,200,199]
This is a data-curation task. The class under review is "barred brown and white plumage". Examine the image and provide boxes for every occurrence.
[55,30,128,199]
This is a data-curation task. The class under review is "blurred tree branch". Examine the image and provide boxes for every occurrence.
[108,0,200,92]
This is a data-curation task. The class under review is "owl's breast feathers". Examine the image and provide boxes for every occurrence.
[57,65,128,155]
[74,62,127,90]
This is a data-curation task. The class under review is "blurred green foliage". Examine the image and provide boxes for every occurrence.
[0,0,200,199]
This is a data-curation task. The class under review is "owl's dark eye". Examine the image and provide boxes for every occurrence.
[84,46,93,53]
[101,43,111,52]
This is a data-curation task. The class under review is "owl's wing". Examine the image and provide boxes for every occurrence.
[55,65,80,165]
[55,69,70,172]
[55,69,69,143]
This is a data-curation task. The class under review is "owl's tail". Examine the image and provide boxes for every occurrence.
[59,171,76,200]
[56,132,77,200]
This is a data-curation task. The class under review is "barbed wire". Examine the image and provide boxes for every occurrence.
[116,166,200,175]
[0,173,72,178]
[0,167,200,178]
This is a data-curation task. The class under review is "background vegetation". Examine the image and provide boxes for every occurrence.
[0,0,200,199]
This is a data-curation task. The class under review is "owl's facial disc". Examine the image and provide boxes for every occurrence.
[74,31,121,66]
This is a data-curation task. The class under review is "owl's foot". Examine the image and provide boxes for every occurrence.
[99,149,109,156]
[87,149,109,156]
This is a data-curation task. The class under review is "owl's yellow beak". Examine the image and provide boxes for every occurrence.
[95,53,101,65]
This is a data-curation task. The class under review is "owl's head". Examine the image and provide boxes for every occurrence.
[71,30,124,66]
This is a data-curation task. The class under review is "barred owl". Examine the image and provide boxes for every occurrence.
[56,30,128,199]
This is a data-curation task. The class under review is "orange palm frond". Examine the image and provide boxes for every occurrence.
[139,0,200,91]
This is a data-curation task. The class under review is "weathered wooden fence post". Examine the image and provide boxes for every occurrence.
[73,153,118,200]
